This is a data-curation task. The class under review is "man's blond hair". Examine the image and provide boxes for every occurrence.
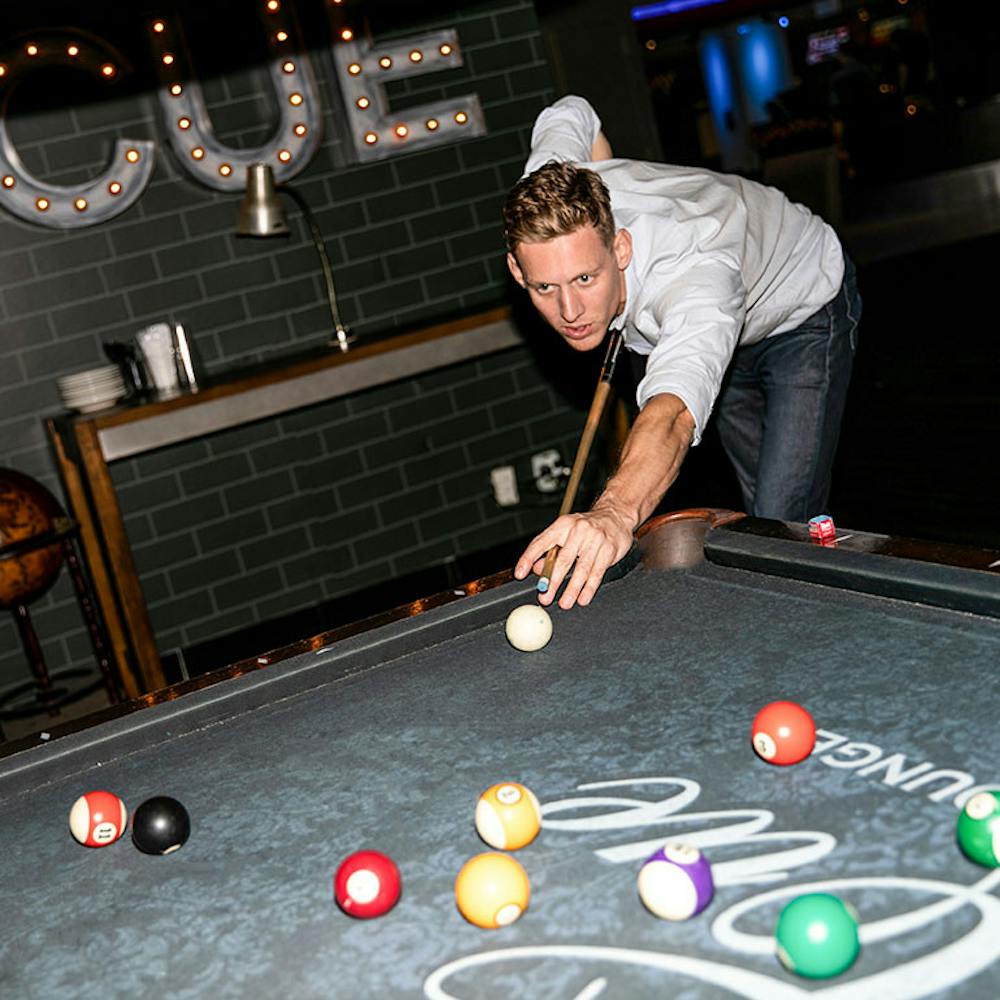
[502,161,615,254]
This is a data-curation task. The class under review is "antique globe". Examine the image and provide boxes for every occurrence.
[0,469,66,609]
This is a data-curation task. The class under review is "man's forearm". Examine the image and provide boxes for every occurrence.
[591,130,613,161]
[591,393,694,530]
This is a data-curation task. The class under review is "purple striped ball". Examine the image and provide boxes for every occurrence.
[637,842,714,921]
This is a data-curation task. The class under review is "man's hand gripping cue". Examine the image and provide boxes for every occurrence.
[514,393,696,609]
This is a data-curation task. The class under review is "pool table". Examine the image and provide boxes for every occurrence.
[1,510,998,999]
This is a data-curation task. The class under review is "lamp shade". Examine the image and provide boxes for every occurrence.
[236,162,289,236]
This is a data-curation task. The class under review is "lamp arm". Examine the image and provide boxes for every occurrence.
[282,185,351,352]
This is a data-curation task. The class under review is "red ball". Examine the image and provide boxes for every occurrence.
[69,790,128,847]
[334,850,401,918]
[751,701,816,766]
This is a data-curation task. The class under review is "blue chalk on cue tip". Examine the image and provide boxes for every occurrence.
[537,578,550,593]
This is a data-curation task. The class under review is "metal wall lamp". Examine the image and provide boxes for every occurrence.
[236,162,353,353]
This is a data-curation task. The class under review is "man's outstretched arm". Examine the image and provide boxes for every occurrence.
[515,392,695,608]
[591,130,613,160]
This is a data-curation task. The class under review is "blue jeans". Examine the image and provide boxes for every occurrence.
[714,255,861,520]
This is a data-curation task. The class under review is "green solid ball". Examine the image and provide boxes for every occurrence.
[775,893,860,979]
[957,791,1000,868]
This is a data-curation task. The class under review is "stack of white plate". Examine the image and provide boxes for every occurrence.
[57,365,128,413]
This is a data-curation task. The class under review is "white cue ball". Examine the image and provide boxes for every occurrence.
[504,604,553,652]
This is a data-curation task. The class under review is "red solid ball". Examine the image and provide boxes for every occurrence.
[334,850,401,918]
[751,701,816,766]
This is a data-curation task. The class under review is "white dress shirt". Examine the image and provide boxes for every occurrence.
[523,96,845,445]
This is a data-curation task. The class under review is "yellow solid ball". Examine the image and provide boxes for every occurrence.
[475,782,542,850]
[504,604,552,651]
[455,852,530,929]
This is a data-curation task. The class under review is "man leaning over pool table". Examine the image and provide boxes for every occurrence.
[503,95,861,610]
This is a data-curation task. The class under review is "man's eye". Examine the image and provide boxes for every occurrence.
[535,284,551,293]
[578,274,592,284]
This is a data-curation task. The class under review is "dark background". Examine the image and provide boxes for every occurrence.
[1,0,997,704]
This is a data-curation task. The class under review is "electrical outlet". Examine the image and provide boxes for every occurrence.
[490,465,519,506]
[531,449,563,493]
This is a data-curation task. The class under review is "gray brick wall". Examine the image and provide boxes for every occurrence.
[0,1,600,693]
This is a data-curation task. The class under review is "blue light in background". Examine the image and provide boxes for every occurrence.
[631,0,726,21]
[779,15,790,28]
[700,31,734,137]
[736,24,751,35]
[735,20,792,123]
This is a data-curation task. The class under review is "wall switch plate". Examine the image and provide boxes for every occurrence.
[490,465,519,506]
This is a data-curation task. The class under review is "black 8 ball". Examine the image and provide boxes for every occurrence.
[132,796,190,855]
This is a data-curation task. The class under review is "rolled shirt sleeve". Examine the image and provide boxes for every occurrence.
[633,256,747,447]
[523,96,602,175]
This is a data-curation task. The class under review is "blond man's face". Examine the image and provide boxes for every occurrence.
[507,225,632,353]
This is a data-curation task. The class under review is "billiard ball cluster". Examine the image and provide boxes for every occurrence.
[745,702,864,977]
[627,700,862,979]
[744,698,1000,979]
[70,684,995,986]
[332,779,541,926]
[69,790,190,855]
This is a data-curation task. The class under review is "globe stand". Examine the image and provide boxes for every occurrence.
[0,523,121,741]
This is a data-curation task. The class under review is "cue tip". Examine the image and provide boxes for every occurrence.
[537,577,550,593]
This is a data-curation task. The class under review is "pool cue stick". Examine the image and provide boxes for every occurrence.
[537,327,625,593]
